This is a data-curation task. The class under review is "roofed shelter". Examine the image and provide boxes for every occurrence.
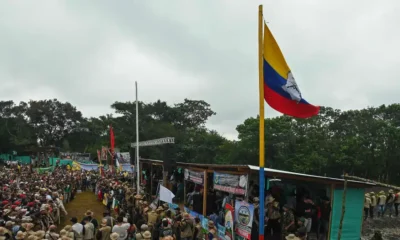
[139,158,373,240]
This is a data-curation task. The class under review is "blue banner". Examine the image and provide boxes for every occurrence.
[217,224,226,240]
[121,164,133,172]
[80,163,99,171]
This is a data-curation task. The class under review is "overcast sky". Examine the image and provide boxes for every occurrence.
[1,0,399,140]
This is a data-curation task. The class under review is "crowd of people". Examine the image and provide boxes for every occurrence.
[0,163,221,240]
[0,164,85,239]
[0,161,336,240]
[364,189,400,219]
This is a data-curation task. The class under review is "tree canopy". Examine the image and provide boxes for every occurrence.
[1,98,399,184]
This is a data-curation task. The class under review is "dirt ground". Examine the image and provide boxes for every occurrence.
[58,191,107,230]
[362,217,400,240]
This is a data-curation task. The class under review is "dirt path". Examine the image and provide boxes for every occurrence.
[59,191,106,229]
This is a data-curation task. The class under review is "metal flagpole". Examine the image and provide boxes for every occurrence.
[135,81,140,194]
[258,5,265,240]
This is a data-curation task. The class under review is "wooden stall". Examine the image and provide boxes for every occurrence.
[139,159,374,239]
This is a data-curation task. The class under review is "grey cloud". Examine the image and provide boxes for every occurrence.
[1,0,400,140]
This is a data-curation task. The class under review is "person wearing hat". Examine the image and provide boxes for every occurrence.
[364,193,372,220]
[83,210,98,235]
[15,231,26,240]
[265,196,281,238]
[282,204,295,237]
[142,231,151,240]
[135,224,148,240]
[34,230,46,239]
[180,213,193,240]
[285,234,300,240]
[384,189,395,217]
[110,232,120,240]
[64,225,75,240]
[146,208,159,231]
[83,217,95,240]
[96,219,111,240]
[45,225,59,240]
[377,191,386,217]
[370,192,377,218]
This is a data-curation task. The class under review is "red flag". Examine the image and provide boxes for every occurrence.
[110,125,115,153]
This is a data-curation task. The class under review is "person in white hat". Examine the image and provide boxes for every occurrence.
[285,234,300,240]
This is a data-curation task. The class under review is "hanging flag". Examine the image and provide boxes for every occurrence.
[159,185,175,204]
[110,125,115,153]
[112,198,119,213]
[262,23,319,118]
[115,158,122,172]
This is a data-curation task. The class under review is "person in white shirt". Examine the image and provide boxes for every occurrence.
[71,217,84,240]
[83,217,95,240]
[112,216,130,240]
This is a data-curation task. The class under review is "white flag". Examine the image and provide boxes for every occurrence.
[159,185,175,204]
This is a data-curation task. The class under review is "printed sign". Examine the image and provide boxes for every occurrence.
[184,169,205,185]
[234,200,254,240]
[218,224,226,240]
[213,172,248,195]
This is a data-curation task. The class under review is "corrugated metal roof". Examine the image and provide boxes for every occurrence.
[139,158,374,187]
[247,165,374,186]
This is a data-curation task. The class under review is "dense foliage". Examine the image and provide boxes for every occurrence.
[1,99,399,184]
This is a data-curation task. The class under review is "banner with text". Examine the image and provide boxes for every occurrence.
[184,169,205,185]
[213,172,248,195]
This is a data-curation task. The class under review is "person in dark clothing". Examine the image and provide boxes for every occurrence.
[159,219,174,239]
[297,195,315,238]
[317,197,331,240]
[192,187,203,214]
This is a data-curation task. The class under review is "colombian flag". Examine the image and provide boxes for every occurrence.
[263,23,319,118]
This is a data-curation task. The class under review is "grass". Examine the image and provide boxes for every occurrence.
[58,191,106,230]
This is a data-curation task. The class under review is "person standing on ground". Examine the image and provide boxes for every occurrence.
[83,217,95,240]
[377,191,386,217]
[318,197,331,240]
[112,216,130,240]
[364,194,371,220]
[384,190,395,217]
[370,192,377,218]
[394,191,400,217]
[71,217,84,240]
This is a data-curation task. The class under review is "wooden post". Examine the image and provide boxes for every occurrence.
[337,177,348,240]
[203,170,207,216]
[150,164,153,196]
[184,179,187,205]
[139,162,143,187]
[327,184,335,240]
